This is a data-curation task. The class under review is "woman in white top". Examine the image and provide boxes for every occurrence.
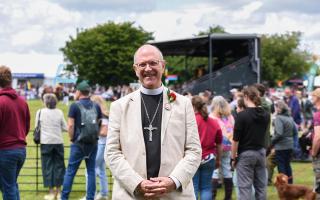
[35,93,67,200]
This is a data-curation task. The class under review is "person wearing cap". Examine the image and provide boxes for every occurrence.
[61,80,104,200]
[105,44,201,199]
[311,88,320,198]
[0,65,30,200]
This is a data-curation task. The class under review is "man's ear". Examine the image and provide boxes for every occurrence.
[160,59,166,71]
[133,65,139,78]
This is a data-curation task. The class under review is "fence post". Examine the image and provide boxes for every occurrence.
[36,144,39,193]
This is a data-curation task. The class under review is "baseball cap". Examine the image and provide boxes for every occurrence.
[76,80,90,91]
[230,88,238,93]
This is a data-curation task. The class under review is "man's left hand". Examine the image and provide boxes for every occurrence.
[144,177,176,198]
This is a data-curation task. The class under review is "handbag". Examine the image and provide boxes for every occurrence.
[33,109,42,144]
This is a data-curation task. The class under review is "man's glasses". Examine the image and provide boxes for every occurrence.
[133,60,163,69]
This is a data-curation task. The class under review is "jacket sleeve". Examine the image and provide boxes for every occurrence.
[105,101,144,196]
[26,103,31,135]
[169,99,202,190]
[60,110,68,132]
[35,110,39,128]
[271,117,283,146]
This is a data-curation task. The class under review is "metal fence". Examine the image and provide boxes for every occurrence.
[19,144,113,193]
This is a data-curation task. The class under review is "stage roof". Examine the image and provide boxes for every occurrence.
[149,34,259,57]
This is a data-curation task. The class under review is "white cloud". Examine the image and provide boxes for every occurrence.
[0,0,319,77]
[50,0,155,12]
[0,52,63,77]
[12,26,44,46]
[0,0,82,53]
[231,1,263,20]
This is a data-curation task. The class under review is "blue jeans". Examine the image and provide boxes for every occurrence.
[61,143,97,200]
[212,151,232,179]
[0,148,26,200]
[85,143,108,196]
[275,149,293,184]
[193,159,215,200]
[96,143,108,196]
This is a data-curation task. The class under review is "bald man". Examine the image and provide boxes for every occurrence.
[105,44,201,200]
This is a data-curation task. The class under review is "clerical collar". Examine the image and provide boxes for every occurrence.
[140,85,164,95]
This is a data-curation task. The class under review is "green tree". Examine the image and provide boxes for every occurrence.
[261,32,311,86]
[60,21,153,86]
[197,25,227,35]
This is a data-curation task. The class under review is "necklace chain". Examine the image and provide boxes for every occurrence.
[141,93,163,126]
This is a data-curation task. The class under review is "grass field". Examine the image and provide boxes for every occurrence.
[0,99,316,200]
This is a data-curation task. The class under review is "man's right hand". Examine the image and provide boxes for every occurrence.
[137,180,166,197]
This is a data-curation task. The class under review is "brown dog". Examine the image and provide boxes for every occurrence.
[274,173,316,200]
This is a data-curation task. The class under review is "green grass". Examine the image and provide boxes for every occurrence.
[215,162,314,200]
[0,99,316,200]
[0,100,112,200]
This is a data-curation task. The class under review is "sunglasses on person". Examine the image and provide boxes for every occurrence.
[133,60,164,69]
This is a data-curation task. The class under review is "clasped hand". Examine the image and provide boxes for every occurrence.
[138,177,176,199]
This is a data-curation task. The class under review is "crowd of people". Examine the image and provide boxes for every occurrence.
[0,44,319,200]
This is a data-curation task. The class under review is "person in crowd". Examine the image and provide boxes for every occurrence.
[266,92,283,185]
[254,84,272,113]
[231,86,270,199]
[61,81,103,200]
[199,90,212,113]
[0,66,30,200]
[63,87,70,106]
[210,96,234,200]
[301,92,314,131]
[254,84,272,147]
[236,96,246,113]
[90,95,109,200]
[284,88,302,160]
[192,96,222,200]
[42,86,54,100]
[105,44,201,199]
[299,124,314,160]
[35,93,67,200]
[271,100,296,184]
[229,88,239,111]
[284,87,302,126]
[232,96,256,199]
[311,88,320,198]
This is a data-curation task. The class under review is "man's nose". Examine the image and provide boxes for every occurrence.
[144,63,153,71]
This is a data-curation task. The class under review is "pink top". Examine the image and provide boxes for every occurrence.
[314,111,320,126]
[211,115,234,151]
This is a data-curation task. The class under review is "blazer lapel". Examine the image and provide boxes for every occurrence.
[129,90,145,148]
[161,87,173,144]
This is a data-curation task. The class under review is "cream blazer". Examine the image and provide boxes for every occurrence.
[105,88,201,200]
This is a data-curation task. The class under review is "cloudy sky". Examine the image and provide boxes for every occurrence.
[0,0,319,77]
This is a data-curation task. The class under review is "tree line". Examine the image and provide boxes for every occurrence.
[60,22,311,87]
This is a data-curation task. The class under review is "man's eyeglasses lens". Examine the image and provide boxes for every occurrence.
[136,60,160,68]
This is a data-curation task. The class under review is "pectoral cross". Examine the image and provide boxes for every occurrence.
[144,124,158,142]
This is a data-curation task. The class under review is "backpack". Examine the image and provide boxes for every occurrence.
[76,102,99,144]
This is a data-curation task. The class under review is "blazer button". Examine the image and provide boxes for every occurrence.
[142,152,146,156]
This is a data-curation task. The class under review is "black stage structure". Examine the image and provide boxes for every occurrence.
[150,34,261,96]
